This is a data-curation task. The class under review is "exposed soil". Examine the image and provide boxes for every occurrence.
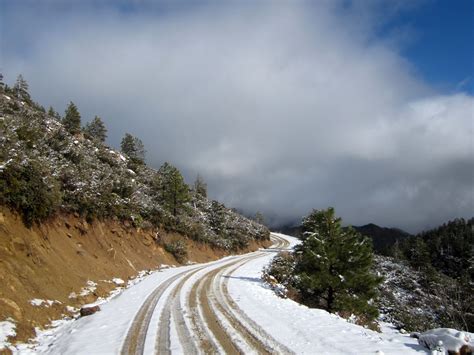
[0,207,270,349]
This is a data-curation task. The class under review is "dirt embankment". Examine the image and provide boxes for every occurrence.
[0,207,269,347]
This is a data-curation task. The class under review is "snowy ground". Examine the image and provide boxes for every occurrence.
[228,234,426,354]
[5,233,433,354]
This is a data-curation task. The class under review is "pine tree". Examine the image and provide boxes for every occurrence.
[63,101,82,135]
[209,200,226,235]
[120,133,145,164]
[404,237,431,270]
[194,174,207,197]
[84,116,107,142]
[155,162,190,216]
[294,208,381,319]
[0,72,4,93]
[120,133,135,157]
[47,106,61,121]
[13,74,30,101]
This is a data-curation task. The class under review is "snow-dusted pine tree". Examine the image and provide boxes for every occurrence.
[47,106,61,121]
[84,116,107,142]
[0,72,4,93]
[295,207,381,320]
[209,200,226,235]
[13,74,30,101]
[155,162,190,216]
[63,101,82,135]
[120,133,145,165]
[193,174,207,197]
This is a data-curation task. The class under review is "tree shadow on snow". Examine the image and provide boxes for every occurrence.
[402,343,429,353]
[223,275,263,285]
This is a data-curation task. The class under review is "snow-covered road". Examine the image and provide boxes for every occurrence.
[19,233,428,354]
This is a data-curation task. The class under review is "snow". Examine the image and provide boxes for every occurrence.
[226,233,428,355]
[30,299,60,307]
[80,280,97,296]
[0,319,16,351]
[112,278,125,286]
[66,306,78,313]
[415,328,474,353]
[8,233,455,354]
[68,280,97,299]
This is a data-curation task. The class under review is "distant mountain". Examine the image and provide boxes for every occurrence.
[352,223,411,255]
[276,222,411,253]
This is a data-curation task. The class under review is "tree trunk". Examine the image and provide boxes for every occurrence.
[327,287,334,313]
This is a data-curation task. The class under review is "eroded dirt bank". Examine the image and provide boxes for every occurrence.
[0,207,269,347]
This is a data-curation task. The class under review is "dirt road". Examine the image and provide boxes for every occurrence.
[121,234,292,355]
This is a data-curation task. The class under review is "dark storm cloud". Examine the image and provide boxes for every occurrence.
[1,1,472,232]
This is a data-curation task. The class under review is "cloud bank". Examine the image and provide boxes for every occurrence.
[2,1,473,232]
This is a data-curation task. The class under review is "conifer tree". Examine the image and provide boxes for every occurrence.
[47,106,61,121]
[63,101,82,134]
[155,162,190,216]
[13,74,30,101]
[209,200,226,235]
[194,174,207,197]
[120,133,145,164]
[294,207,381,319]
[0,72,4,93]
[84,116,107,142]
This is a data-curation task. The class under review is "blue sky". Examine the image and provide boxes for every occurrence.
[0,1,473,231]
[381,0,473,94]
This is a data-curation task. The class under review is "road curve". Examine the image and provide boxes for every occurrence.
[120,234,291,355]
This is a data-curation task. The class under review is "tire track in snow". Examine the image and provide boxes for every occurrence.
[155,264,209,355]
[120,266,201,355]
[182,234,292,354]
[187,253,266,354]
[121,234,290,355]
[201,254,272,354]
[218,255,294,354]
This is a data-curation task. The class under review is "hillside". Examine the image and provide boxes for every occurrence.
[0,87,269,250]
[0,81,270,345]
[388,218,474,331]
[276,222,411,255]
[352,223,411,255]
[0,81,270,243]
[399,218,474,281]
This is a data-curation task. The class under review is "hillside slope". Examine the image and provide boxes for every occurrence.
[0,87,270,347]
[352,223,411,255]
[0,91,269,251]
